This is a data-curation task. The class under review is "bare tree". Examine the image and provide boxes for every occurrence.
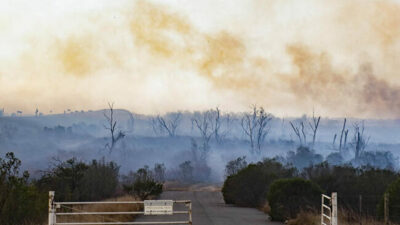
[290,121,302,145]
[152,112,182,137]
[220,113,235,140]
[213,107,222,143]
[332,133,337,148]
[290,120,306,146]
[241,106,272,154]
[242,108,257,151]
[126,112,135,134]
[352,121,370,161]
[103,103,125,152]
[308,112,321,149]
[338,118,349,153]
[192,110,216,159]
[343,129,349,150]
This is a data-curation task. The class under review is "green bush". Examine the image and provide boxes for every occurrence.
[377,178,400,222]
[0,152,47,225]
[286,146,323,169]
[222,159,295,207]
[303,163,399,216]
[123,166,163,200]
[225,156,247,177]
[267,178,322,221]
[36,157,119,201]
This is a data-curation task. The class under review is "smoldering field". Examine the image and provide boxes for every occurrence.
[1,108,400,182]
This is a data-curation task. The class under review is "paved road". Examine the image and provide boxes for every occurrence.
[135,191,282,225]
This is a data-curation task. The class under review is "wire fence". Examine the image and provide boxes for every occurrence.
[335,193,400,224]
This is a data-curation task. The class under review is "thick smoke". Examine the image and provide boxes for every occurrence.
[1,0,400,118]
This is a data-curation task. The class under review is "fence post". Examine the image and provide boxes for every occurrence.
[48,191,56,225]
[359,194,362,225]
[384,193,389,225]
[189,201,192,225]
[321,195,324,225]
[331,192,338,225]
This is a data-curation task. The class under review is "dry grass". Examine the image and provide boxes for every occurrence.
[57,195,142,223]
[260,202,271,215]
[286,210,395,225]
[287,211,320,225]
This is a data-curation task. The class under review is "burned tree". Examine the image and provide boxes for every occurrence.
[213,107,222,143]
[308,112,321,148]
[191,110,217,159]
[152,112,182,137]
[352,122,369,161]
[338,118,349,153]
[212,108,234,143]
[290,120,306,146]
[241,106,272,154]
[126,112,135,134]
[221,113,234,140]
[332,133,337,148]
[103,103,125,152]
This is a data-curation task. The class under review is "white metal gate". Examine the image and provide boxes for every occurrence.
[48,191,192,225]
[321,192,337,225]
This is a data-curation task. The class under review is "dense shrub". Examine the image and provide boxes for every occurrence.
[326,152,344,165]
[0,152,47,225]
[225,156,247,177]
[286,146,323,169]
[377,178,400,222]
[123,166,163,200]
[222,157,399,222]
[36,157,119,201]
[303,163,399,217]
[355,151,397,170]
[222,159,295,207]
[267,178,322,221]
[179,161,194,182]
[79,159,119,201]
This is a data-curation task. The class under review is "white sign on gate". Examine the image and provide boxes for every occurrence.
[144,200,174,215]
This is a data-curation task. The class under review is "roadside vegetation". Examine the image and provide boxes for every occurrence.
[222,153,400,223]
[0,152,164,225]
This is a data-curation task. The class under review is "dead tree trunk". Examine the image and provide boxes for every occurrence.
[352,122,369,162]
[154,112,182,137]
[339,118,347,153]
[290,121,303,146]
[308,112,321,149]
[103,103,125,153]
[333,133,337,148]
[241,107,257,153]
[241,106,272,154]
[212,107,222,143]
[192,111,215,159]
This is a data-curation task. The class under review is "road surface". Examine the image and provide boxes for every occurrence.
[135,191,282,225]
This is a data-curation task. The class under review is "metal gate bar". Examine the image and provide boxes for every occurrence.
[56,211,189,215]
[49,191,192,225]
[55,222,190,225]
[321,193,337,225]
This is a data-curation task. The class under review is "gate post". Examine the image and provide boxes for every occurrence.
[384,193,389,225]
[189,201,192,225]
[321,195,324,225]
[48,191,56,225]
[331,192,338,225]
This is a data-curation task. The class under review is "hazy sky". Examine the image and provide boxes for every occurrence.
[1,0,400,118]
